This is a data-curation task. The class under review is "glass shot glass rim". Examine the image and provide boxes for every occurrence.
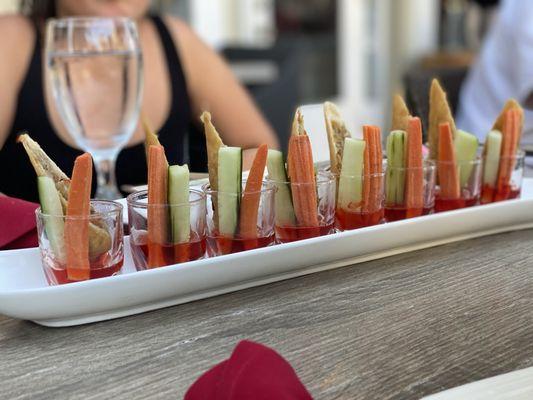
[320,164,387,180]
[484,148,526,162]
[201,180,277,195]
[326,170,386,180]
[433,156,483,166]
[266,170,337,185]
[35,199,123,219]
[126,188,206,209]
[383,159,436,172]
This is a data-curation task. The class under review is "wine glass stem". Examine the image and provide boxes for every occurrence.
[93,156,121,200]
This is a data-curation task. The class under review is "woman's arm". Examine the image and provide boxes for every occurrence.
[165,17,280,168]
[0,16,34,149]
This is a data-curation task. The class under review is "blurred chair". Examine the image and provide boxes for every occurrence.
[404,53,472,138]
[222,45,300,153]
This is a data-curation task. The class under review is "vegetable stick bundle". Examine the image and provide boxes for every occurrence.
[199,112,269,252]
[142,120,190,267]
[18,134,112,280]
[323,102,384,214]
[267,109,319,233]
[287,110,319,227]
[481,100,524,203]
[385,99,425,218]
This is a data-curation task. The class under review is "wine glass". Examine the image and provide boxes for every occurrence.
[45,17,143,199]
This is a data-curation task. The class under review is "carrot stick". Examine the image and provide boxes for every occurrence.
[362,126,373,212]
[239,144,268,240]
[405,117,424,217]
[438,123,461,199]
[64,153,92,281]
[147,145,169,268]
[495,110,519,200]
[287,135,319,227]
[372,126,383,213]
[362,126,382,213]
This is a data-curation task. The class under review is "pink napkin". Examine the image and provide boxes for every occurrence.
[0,196,39,250]
[185,340,313,399]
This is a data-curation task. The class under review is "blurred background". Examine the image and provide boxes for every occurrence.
[0,0,500,151]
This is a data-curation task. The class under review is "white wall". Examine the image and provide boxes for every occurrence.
[0,0,18,13]
[337,0,439,134]
[189,0,275,49]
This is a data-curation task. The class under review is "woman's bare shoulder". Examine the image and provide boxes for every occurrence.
[0,14,34,43]
[0,15,35,78]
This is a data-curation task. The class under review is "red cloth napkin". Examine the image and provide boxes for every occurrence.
[185,340,313,400]
[0,196,39,250]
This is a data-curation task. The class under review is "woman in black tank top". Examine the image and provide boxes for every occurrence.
[0,1,278,202]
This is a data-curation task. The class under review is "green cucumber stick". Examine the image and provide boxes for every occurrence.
[217,147,242,236]
[483,130,502,186]
[454,129,479,187]
[385,131,406,205]
[168,164,190,244]
[37,176,65,262]
[267,150,296,226]
[338,138,365,209]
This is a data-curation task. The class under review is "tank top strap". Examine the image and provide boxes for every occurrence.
[149,15,188,110]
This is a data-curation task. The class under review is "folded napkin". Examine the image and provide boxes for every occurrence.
[0,195,39,250]
[185,340,313,400]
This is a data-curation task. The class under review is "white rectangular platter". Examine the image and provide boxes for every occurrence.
[421,366,533,399]
[1,178,532,328]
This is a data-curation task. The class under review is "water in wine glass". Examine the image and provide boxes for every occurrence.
[48,49,141,161]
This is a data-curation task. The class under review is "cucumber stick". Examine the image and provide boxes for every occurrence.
[338,138,365,209]
[37,176,65,262]
[267,150,296,226]
[217,147,242,236]
[454,129,479,187]
[385,131,406,205]
[483,130,502,186]
[168,164,190,244]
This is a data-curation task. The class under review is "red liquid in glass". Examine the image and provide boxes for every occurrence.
[434,196,478,212]
[384,207,432,222]
[44,253,124,285]
[134,236,206,269]
[275,223,334,243]
[206,234,275,256]
[335,208,384,231]
[481,184,521,204]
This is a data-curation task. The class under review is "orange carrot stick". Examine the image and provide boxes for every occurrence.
[362,126,383,213]
[438,123,460,199]
[64,153,92,281]
[287,135,319,227]
[147,145,169,268]
[239,144,268,240]
[362,126,373,212]
[496,109,519,200]
[405,117,424,217]
[372,126,383,213]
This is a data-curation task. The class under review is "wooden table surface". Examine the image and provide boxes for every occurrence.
[2,169,533,400]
